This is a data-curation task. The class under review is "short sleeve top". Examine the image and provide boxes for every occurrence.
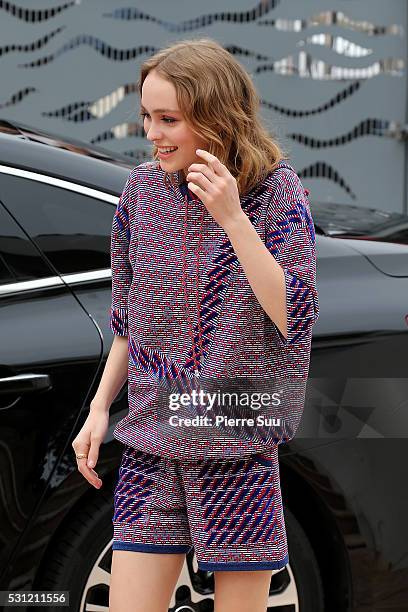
[109,159,320,460]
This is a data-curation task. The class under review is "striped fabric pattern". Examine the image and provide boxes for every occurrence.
[109,159,319,460]
[112,445,289,571]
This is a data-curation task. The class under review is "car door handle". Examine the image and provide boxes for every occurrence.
[0,373,52,395]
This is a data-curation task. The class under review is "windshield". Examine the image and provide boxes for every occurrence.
[312,200,408,245]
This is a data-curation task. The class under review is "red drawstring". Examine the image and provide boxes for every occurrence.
[181,192,206,377]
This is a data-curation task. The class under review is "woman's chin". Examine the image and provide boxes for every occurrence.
[159,158,177,167]
[159,159,185,176]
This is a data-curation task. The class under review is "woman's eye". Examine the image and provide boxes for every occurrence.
[140,113,175,124]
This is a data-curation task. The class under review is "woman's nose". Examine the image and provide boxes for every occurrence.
[146,125,163,141]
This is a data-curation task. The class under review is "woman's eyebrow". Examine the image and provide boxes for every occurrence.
[140,105,180,113]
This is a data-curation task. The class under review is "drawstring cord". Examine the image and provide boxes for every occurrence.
[181,189,206,378]
[163,165,206,378]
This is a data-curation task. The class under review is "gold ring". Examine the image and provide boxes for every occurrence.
[75,453,88,460]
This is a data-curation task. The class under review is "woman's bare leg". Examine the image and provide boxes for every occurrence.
[109,550,185,612]
[214,569,274,612]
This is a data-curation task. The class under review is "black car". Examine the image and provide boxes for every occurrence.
[1,119,407,612]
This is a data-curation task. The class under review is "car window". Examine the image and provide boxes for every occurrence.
[0,203,54,283]
[0,173,115,275]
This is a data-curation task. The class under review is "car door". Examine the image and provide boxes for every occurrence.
[0,166,121,346]
[0,174,103,584]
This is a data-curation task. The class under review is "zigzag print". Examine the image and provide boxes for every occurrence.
[287,274,315,342]
[198,458,279,546]
[186,194,266,373]
[113,449,160,524]
[128,192,266,383]
[128,339,207,407]
[265,199,314,255]
[110,160,319,458]
[113,197,130,242]
[110,307,128,336]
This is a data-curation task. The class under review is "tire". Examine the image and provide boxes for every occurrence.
[275,506,325,611]
[34,490,114,612]
[35,492,324,611]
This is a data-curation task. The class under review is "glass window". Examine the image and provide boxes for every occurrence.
[0,173,115,275]
[0,203,52,283]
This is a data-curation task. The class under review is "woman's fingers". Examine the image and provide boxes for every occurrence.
[73,439,102,489]
[87,438,100,469]
[72,412,109,490]
[77,454,102,489]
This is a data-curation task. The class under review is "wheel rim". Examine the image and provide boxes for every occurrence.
[79,539,299,611]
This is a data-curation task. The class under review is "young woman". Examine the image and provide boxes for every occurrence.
[72,37,319,612]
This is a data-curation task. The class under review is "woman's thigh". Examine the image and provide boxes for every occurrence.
[109,550,185,612]
[214,569,274,612]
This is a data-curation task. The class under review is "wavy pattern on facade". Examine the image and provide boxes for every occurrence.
[255,54,404,79]
[0,26,65,59]
[257,10,403,36]
[298,162,356,200]
[0,87,37,109]
[288,119,395,148]
[18,41,157,68]
[41,80,364,122]
[104,6,403,38]
[0,0,77,22]
[260,81,362,117]
[0,1,405,208]
[103,0,281,29]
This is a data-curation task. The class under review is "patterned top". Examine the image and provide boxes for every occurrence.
[109,159,320,460]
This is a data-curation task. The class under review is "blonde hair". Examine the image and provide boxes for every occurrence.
[137,37,289,196]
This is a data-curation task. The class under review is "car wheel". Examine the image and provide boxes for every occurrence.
[35,493,324,611]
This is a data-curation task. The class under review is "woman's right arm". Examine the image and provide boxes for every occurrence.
[72,168,135,489]
[91,335,128,413]
[72,335,129,489]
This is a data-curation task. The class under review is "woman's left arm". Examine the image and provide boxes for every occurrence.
[186,150,319,346]
[223,211,290,339]
[225,170,320,346]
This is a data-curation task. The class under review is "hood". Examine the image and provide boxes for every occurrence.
[340,238,408,278]
[311,200,408,277]
[312,200,408,246]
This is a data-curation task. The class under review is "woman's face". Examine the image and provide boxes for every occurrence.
[140,70,208,181]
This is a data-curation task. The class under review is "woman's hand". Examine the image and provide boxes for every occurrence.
[71,401,109,489]
[186,149,246,232]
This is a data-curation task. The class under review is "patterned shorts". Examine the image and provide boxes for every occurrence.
[112,444,289,571]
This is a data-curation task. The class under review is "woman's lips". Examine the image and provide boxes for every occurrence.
[158,147,178,159]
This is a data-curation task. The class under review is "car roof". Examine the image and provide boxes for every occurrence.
[0,118,138,195]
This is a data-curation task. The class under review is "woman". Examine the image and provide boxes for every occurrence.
[72,37,319,612]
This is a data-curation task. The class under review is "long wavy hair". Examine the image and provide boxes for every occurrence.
[137,37,289,196]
